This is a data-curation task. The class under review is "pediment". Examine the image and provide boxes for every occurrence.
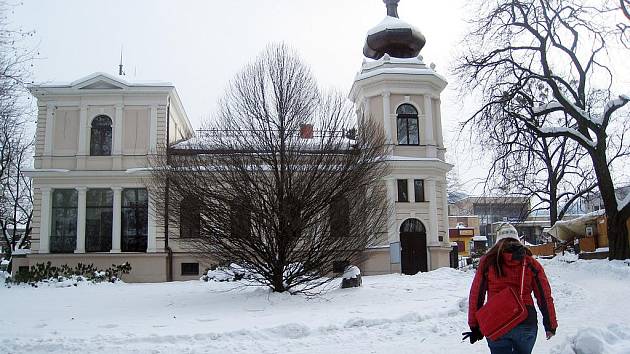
[79,80,124,90]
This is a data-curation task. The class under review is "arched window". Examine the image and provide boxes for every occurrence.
[396,104,419,145]
[400,218,426,233]
[90,115,112,156]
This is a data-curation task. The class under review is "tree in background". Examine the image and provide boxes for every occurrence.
[455,0,630,259]
[150,44,389,294]
[0,2,35,272]
[472,85,609,226]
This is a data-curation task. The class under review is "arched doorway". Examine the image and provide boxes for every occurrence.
[400,218,428,275]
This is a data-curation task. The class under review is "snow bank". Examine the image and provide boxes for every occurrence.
[541,256,630,280]
[2,258,630,353]
[551,324,630,354]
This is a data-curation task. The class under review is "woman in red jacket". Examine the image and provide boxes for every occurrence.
[464,224,558,354]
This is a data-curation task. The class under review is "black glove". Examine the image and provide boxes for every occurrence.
[462,327,484,344]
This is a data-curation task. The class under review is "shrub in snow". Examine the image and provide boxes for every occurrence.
[201,263,255,282]
[341,265,362,288]
[5,261,131,287]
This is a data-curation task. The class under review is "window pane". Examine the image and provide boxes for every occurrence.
[414,179,425,202]
[407,118,419,144]
[51,189,78,253]
[181,263,200,276]
[90,115,112,156]
[86,189,113,252]
[396,104,418,115]
[397,179,408,202]
[121,188,148,252]
[397,118,408,145]
[180,197,201,239]
[330,196,350,238]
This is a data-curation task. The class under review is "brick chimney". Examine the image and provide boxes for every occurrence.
[299,124,314,139]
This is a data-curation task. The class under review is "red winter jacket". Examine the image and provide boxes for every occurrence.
[468,253,558,333]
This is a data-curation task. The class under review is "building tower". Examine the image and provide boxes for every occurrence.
[351,0,453,274]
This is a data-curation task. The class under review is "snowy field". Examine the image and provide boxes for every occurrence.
[2,256,630,354]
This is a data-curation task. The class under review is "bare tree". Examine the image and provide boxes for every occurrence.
[150,44,389,294]
[0,1,35,272]
[455,0,630,259]
[475,99,600,225]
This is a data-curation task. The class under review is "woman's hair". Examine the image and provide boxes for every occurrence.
[482,238,532,277]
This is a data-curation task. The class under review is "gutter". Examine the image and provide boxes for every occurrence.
[165,96,173,282]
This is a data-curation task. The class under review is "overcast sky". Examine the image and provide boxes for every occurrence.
[10,0,488,191]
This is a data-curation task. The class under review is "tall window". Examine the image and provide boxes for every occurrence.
[396,104,419,145]
[90,115,112,156]
[86,189,113,252]
[122,188,148,252]
[330,196,350,238]
[414,179,425,202]
[50,189,78,253]
[230,201,251,239]
[397,179,408,202]
[180,196,201,238]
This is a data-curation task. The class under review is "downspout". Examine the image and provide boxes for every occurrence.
[165,96,173,282]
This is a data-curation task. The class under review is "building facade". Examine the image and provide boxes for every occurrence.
[350,0,453,275]
[17,1,454,281]
[18,73,201,282]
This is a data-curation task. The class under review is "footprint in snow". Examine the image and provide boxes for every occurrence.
[98,324,118,329]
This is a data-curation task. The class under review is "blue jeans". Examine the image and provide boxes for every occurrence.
[487,323,538,354]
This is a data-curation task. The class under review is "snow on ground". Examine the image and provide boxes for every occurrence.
[1,257,630,354]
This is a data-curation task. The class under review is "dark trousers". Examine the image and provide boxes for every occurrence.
[487,323,538,354]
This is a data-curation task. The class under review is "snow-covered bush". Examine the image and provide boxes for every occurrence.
[6,261,131,287]
[201,263,255,282]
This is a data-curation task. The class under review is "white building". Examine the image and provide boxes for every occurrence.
[16,0,453,281]
[352,0,452,274]
[19,73,199,282]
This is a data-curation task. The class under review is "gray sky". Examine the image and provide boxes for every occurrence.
[11,0,485,190]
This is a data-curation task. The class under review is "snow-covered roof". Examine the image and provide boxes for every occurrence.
[32,72,173,88]
[354,55,446,83]
[366,16,420,36]
[546,210,605,241]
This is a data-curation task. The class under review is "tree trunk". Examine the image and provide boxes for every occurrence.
[609,216,630,260]
[271,267,286,293]
[548,177,558,226]
[591,145,630,260]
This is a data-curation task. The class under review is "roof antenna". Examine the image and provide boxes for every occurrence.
[118,46,125,76]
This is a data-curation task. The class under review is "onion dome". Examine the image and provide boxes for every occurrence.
[363,0,426,60]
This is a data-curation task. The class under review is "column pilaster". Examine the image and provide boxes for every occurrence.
[426,179,438,245]
[111,187,122,253]
[424,95,434,145]
[441,178,450,245]
[382,92,392,144]
[44,104,55,156]
[147,191,157,253]
[149,105,157,153]
[39,187,52,253]
[75,187,87,253]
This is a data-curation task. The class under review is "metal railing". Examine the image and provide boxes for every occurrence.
[195,128,357,140]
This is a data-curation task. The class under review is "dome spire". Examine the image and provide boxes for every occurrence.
[363,0,426,60]
[384,0,399,18]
